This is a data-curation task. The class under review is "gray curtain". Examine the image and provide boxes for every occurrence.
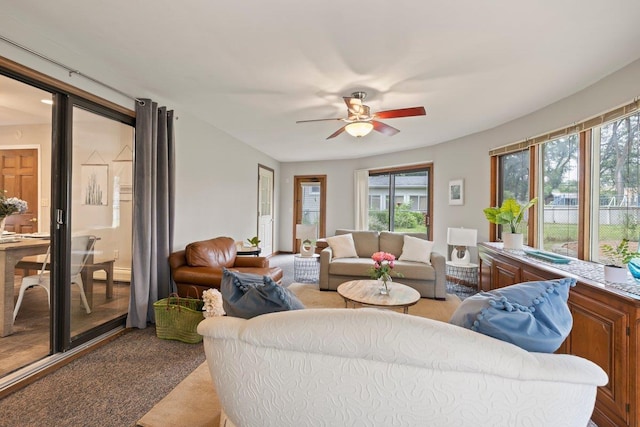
[127,99,175,328]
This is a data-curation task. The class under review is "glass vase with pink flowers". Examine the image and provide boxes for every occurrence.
[369,251,403,295]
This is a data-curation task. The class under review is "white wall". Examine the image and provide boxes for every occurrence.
[171,110,280,251]
[280,59,640,261]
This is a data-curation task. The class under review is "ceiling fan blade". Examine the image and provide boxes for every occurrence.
[296,118,344,123]
[375,106,426,119]
[372,120,400,136]
[327,126,346,139]
[343,96,363,115]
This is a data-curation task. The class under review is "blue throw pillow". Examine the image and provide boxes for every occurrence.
[449,278,576,353]
[221,269,305,319]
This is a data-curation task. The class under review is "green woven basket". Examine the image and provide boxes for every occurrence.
[153,295,205,344]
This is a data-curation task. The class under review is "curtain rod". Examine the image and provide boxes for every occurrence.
[0,34,144,105]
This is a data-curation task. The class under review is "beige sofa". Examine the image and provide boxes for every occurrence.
[319,229,446,299]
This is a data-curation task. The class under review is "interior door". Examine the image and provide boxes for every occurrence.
[293,175,326,251]
[0,149,39,233]
[257,165,274,256]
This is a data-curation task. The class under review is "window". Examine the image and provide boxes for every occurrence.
[497,150,530,243]
[490,99,640,264]
[592,113,640,262]
[409,195,427,211]
[369,195,381,210]
[541,135,579,255]
[367,165,432,237]
[499,150,530,204]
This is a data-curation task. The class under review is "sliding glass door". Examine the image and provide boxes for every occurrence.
[0,69,134,386]
[67,104,132,342]
[368,165,432,237]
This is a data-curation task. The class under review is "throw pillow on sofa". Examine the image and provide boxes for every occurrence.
[398,235,433,265]
[221,269,305,319]
[326,233,358,259]
[449,278,576,353]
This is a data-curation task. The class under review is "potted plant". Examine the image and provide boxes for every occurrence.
[483,197,537,250]
[601,239,639,282]
[246,236,261,249]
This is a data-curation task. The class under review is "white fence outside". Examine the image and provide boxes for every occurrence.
[543,206,640,225]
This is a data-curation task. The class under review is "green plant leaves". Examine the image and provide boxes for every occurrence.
[484,197,537,234]
[602,238,640,266]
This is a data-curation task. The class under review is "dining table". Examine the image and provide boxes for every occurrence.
[0,238,50,336]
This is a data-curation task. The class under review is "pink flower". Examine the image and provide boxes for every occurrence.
[369,251,404,281]
[370,251,398,280]
[371,252,385,263]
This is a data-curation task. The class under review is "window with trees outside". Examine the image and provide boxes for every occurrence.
[542,135,579,255]
[368,165,432,237]
[491,102,640,263]
[593,113,640,262]
[498,150,530,244]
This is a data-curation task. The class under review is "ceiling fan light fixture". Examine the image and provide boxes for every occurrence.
[345,121,374,137]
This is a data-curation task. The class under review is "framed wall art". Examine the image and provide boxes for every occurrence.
[81,164,109,206]
[448,179,464,206]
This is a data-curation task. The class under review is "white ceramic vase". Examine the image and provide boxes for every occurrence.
[502,232,523,250]
[603,265,628,283]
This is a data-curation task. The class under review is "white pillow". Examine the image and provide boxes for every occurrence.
[326,233,358,259]
[399,235,433,265]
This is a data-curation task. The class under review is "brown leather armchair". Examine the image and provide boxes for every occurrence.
[169,236,283,297]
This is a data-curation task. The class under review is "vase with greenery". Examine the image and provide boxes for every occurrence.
[483,197,537,250]
[246,236,261,248]
[601,239,640,282]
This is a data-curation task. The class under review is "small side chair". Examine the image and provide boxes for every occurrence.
[13,235,94,324]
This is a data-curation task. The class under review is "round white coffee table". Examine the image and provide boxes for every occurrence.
[337,280,420,314]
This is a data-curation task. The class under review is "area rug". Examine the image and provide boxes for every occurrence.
[137,284,461,427]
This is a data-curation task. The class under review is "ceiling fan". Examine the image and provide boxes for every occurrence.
[296,91,426,139]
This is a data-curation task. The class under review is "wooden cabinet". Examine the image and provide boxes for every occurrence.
[478,243,640,427]
[568,289,629,427]
[493,257,521,288]
[478,251,493,292]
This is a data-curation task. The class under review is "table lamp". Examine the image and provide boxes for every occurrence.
[296,224,317,257]
[447,227,477,266]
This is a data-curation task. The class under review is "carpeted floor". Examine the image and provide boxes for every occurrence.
[0,327,205,427]
[269,253,296,286]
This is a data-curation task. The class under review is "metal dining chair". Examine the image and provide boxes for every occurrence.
[13,235,94,324]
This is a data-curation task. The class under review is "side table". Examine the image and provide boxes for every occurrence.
[294,254,320,283]
[237,248,261,256]
[445,261,478,289]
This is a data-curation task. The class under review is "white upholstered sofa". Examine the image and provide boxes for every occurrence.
[197,308,607,427]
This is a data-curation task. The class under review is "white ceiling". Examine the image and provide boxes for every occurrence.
[1,1,640,162]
